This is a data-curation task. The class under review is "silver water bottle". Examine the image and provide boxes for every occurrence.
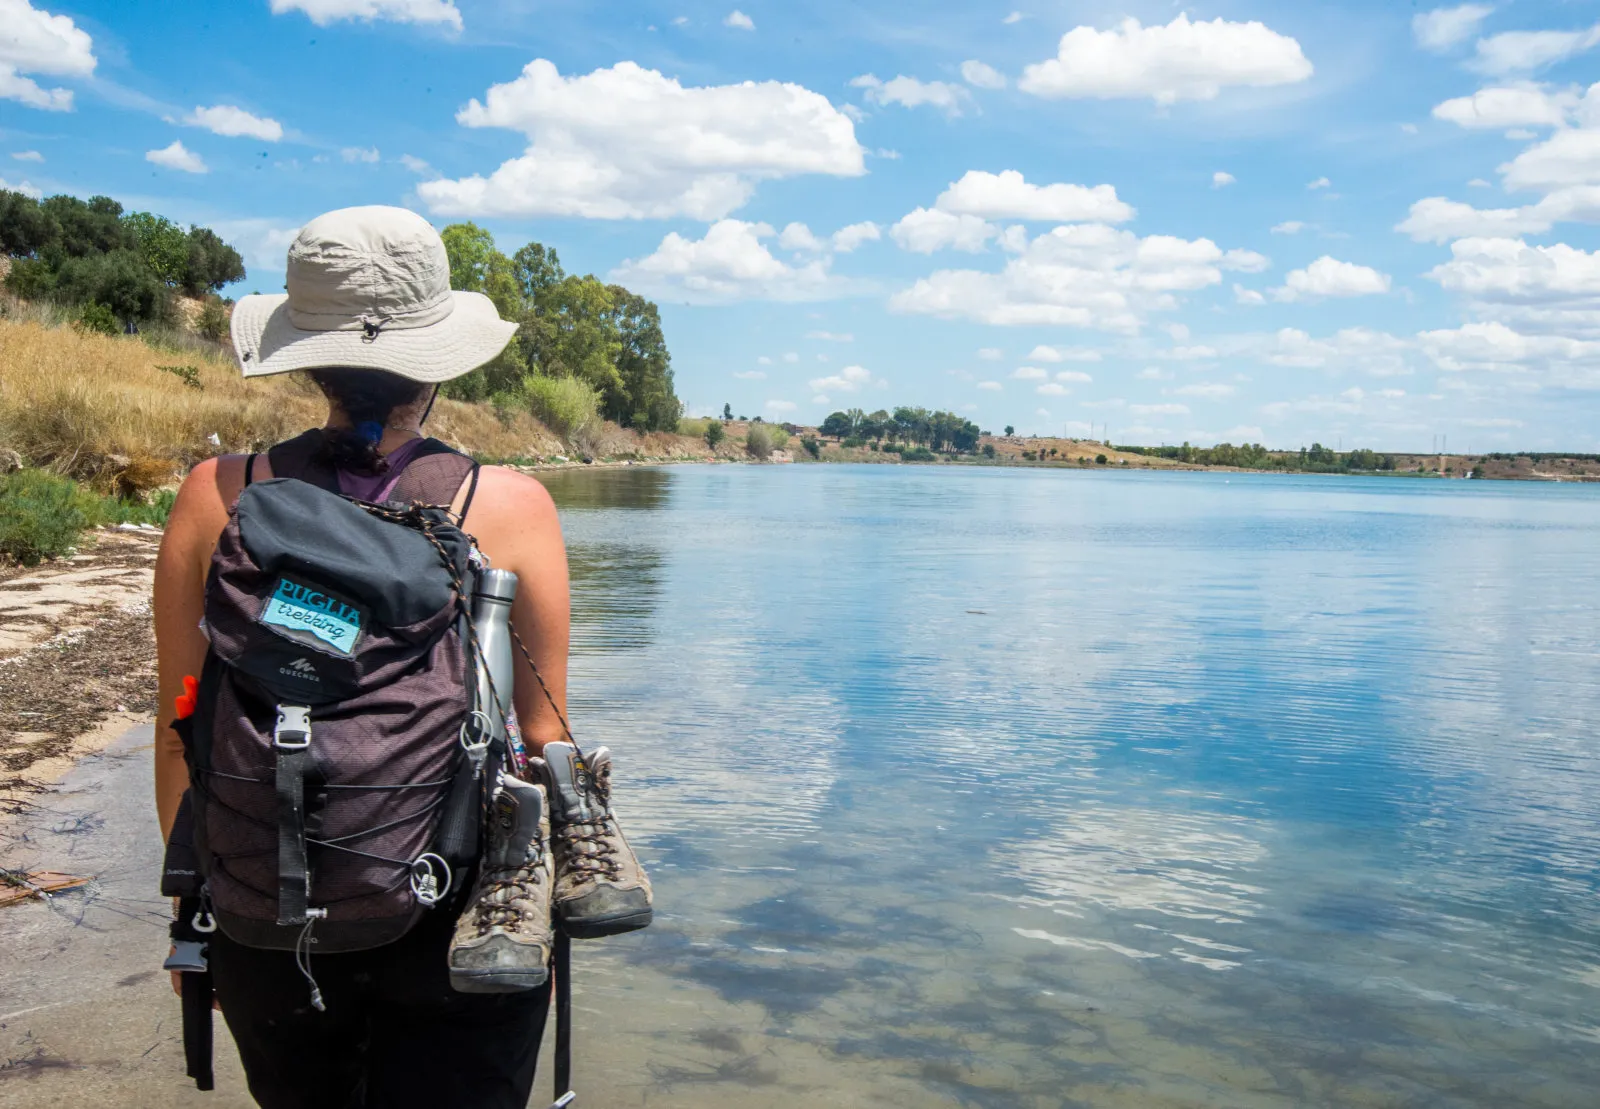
[471,568,519,745]
[438,567,520,871]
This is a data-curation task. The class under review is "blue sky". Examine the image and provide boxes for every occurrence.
[5,1,1600,451]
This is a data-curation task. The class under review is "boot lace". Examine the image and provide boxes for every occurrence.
[557,818,622,881]
[473,856,547,933]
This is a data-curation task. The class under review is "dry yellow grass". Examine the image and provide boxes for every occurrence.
[0,317,565,493]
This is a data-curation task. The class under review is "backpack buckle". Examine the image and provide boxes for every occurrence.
[274,705,313,750]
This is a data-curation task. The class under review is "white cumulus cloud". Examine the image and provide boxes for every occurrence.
[0,0,96,112]
[1027,344,1101,362]
[1271,220,1305,234]
[851,74,970,116]
[1011,366,1048,380]
[1037,382,1070,396]
[611,219,842,303]
[1272,256,1391,301]
[1432,84,1575,129]
[146,140,207,174]
[0,175,41,198]
[1412,5,1493,52]
[1472,24,1600,75]
[935,169,1134,223]
[724,10,754,31]
[977,380,1003,391]
[1018,13,1312,105]
[10,150,43,162]
[268,0,462,29]
[185,104,284,141]
[1395,196,1556,242]
[892,208,998,253]
[342,146,381,163]
[960,60,1007,89]
[419,60,864,220]
[1212,171,1235,188]
[809,364,876,394]
[891,223,1264,332]
[831,221,881,253]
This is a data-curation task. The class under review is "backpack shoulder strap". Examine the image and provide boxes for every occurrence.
[265,429,340,493]
[387,439,479,516]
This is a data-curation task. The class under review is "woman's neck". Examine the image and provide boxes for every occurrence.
[324,413,423,456]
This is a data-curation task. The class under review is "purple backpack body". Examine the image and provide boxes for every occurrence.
[165,432,489,953]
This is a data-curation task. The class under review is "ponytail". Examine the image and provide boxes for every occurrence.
[308,368,429,474]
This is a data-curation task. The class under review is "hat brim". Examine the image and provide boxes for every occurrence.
[230,290,518,383]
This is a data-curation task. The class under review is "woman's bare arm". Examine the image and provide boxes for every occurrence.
[463,467,571,755]
[152,456,246,840]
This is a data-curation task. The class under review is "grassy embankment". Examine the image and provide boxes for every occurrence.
[0,300,737,563]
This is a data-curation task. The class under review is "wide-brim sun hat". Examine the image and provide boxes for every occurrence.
[230,205,517,383]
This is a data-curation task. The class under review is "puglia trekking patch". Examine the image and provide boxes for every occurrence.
[260,576,367,656]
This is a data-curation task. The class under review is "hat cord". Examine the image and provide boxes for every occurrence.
[359,314,391,343]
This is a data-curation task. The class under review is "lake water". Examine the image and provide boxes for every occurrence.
[536,463,1600,1109]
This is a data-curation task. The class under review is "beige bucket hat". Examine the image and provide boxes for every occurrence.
[230,205,517,382]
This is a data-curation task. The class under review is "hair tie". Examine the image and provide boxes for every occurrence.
[355,420,384,445]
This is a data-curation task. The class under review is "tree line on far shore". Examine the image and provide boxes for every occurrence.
[1117,441,1399,472]
[818,407,984,454]
[1,190,244,336]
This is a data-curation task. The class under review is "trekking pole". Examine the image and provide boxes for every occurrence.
[553,928,574,1104]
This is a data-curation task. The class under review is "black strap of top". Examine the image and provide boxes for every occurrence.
[263,430,478,512]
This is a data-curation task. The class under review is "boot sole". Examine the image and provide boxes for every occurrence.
[559,907,653,939]
[449,966,550,993]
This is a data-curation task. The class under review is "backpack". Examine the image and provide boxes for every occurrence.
[163,431,493,953]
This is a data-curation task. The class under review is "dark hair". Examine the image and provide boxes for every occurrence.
[308,368,430,473]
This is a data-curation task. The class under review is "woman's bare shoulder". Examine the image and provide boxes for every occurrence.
[161,454,251,561]
[471,465,559,521]
[464,466,563,558]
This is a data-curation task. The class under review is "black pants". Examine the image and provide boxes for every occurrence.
[209,912,550,1109]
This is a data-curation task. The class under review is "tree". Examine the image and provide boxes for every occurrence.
[705,420,725,449]
[0,190,59,257]
[723,403,733,420]
[1004,425,1014,436]
[1096,454,1108,465]
[819,411,853,439]
[440,222,500,294]
[180,227,245,295]
[123,212,190,286]
[511,242,564,300]
[982,443,996,459]
[606,286,681,431]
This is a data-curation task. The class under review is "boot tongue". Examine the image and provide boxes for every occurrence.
[546,742,597,823]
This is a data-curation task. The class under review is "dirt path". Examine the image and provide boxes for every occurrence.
[0,530,161,816]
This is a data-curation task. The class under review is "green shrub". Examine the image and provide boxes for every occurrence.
[78,302,119,335]
[678,416,710,439]
[766,425,789,449]
[705,420,725,449]
[0,468,178,566]
[800,435,820,459]
[1095,453,1108,465]
[745,424,774,460]
[522,374,599,442]
[982,443,996,459]
[196,296,229,343]
[840,435,865,449]
[158,363,202,389]
[901,446,935,462]
[0,469,97,566]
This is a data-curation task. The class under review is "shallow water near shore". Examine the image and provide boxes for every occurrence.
[539,463,1600,1108]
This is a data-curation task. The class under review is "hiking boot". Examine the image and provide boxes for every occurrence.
[544,742,653,938]
[448,770,553,993]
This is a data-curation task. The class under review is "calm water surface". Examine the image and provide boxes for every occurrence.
[537,464,1600,1108]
